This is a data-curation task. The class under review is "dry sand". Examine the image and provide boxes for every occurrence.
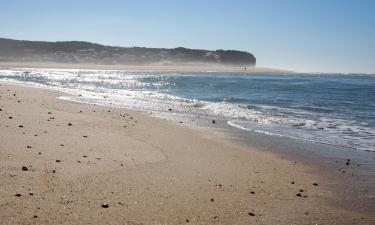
[0,62,288,73]
[0,83,373,225]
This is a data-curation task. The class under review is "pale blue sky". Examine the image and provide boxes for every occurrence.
[1,0,374,73]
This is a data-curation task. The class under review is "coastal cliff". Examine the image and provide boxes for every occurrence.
[0,38,256,66]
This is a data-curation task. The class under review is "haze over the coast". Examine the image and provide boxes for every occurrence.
[0,0,374,73]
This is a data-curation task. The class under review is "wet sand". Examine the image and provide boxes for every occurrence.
[0,83,374,224]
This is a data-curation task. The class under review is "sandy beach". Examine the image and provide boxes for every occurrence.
[0,83,373,225]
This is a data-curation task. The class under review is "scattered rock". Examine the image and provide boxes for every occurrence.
[210,198,214,202]
[296,193,302,197]
[212,120,216,124]
[48,112,52,114]
[248,212,255,216]
[68,123,72,126]
[22,166,28,171]
[291,181,295,184]
[56,160,61,163]
[101,203,109,208]
[29,192,34,196]
[168,108,172,111]
[83,135,88,138]
[313,183,318,186]
[38,152,42,155]
[33,215,38,218]
[250,191,255,194]
[179,121,183,124]
[52,170,56,173]
[8,116,13,119]
[186,219,190,222]
[27,145,31,149]
[299,189,304,192]
[15,193,22,197]
[19,125,23,128]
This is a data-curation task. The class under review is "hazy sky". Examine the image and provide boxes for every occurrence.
[1,0,374,73]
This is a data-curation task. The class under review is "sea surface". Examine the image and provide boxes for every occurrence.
[1,68,374,152]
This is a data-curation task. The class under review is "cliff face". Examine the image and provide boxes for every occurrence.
[0,38,256,66]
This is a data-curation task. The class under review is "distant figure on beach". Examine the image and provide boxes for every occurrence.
[244,66,247,71]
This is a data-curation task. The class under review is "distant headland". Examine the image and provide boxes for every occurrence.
[0,38,256,68]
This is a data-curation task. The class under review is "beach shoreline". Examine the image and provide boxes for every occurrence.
[1,82,374,224]
[0,62,289,73]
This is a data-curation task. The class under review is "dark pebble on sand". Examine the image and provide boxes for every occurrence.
[29,192,34,195]
[19,125,23,128]
[68,123,72,126]
[248,212,255,216]
[9,116,12,119]
[27,145,31,148]
[210,198,214,202]
[33,215,38,218]
[346,162,350,165]
[15,193,22,197]
[38,152,42,155]
[56,160,61,163]
[0,108,2,111]
[52,170,56,173]
[296,193,302,197]
[212,120,216,124]
[83,135,88,138]
[48,112,52,114]
[313,183,318,186]
[179,121,183,123]
[101,203,109,208]
[250,191,255,194]
[22,166,28,171]
[168,108,172,111]
[299,189,304,192]
[291,181,295,184]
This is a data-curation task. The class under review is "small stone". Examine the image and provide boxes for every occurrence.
[299,189,304,192]
[29,192,34,195]
[248,212,255,216]
[68,123,72,126]
[210,198,214,202]
[9,116,13,119]
[250,191,255,194]
[101,203,109,208]
[52,170,56,173]
[212,120,216,124]
[56,160,61,163]
[48,112,52,114]
[291,181,295,184]
[168,108,172,111]
[33,215,38,218]
[296,193,302,197]
[83,135,88,138]
[19,125,23,128]
[186,219,190,222]
[38,152,42,155]
[313,183,318,186]
[27,145,31,148]
[22,166,28,171]
[15,193,22,197]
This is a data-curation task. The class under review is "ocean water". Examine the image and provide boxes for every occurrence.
[1,68,374,152]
